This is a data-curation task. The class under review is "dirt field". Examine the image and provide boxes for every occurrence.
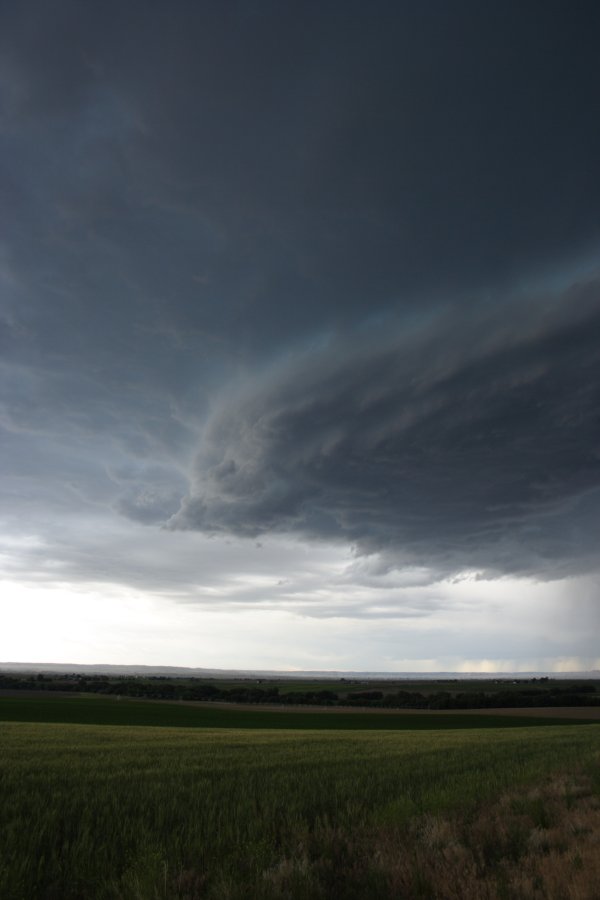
[183,701,600,719]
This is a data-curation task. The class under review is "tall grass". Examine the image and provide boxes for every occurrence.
[1,722,599,898]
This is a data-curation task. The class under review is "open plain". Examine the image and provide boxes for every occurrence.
[1,694,600,899]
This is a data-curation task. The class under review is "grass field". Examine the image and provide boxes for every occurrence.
[1,711,600,898]
[1,695,598,731]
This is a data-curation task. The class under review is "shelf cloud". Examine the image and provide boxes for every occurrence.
[174,280,600,580]
[2,1,600,667]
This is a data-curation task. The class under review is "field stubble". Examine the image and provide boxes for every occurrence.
[0,722,599,899]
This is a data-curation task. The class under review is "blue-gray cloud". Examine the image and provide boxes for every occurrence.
[173,279,600,578]
[1,0,600,609]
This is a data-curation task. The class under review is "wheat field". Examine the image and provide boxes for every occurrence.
[1,720,599,898]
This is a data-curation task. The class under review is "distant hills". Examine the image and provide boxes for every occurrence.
[0,662,598,680]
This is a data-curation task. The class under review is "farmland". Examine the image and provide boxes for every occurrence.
[1,695,600,898]
[3,670,599,711]
[2,695,598,731]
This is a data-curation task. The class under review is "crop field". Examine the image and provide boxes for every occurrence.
[1,695,598,731]
[1,714,600,899]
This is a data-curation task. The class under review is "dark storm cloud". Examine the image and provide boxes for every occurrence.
[2,0,600,360]
[173,277,600,578]
[1,1,600,593]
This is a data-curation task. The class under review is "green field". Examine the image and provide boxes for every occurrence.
[1,695,596,730]
[1,696,600,898]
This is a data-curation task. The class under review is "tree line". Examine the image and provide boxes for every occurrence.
[1,673,599,709]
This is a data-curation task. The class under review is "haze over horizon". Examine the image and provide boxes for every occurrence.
[2,1,600,673]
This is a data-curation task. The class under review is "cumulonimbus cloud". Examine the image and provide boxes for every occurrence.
[171,280,600,579]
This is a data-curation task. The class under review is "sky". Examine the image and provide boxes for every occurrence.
[1,0,600,672]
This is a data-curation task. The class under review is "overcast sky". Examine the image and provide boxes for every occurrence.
[2,1,600,672]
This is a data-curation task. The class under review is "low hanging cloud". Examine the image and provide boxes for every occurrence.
[172,279,600,579]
